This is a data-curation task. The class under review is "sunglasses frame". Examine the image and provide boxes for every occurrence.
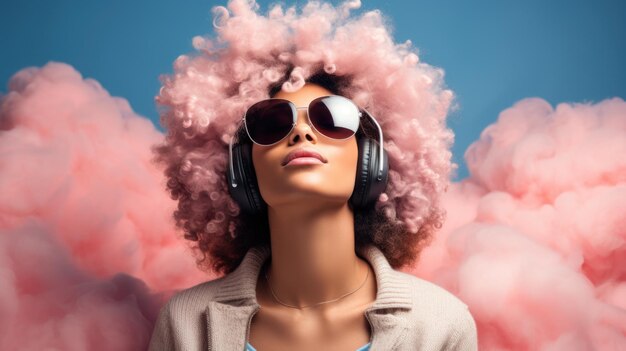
[229,95,385,189]
[243,96,362,147]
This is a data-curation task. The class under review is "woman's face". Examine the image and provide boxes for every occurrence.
[251,83,359,209]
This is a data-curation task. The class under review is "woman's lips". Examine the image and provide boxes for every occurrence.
[284,157,325,166]
[281,148,327,166]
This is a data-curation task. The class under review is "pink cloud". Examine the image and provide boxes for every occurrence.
[407,97,626,350]
[0,224,159,350]
[1,62,625,350]
[0,62,209,350]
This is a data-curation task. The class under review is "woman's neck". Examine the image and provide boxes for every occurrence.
[263,201,367,310]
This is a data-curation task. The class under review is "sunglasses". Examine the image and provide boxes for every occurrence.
[242,95,363,146]
[228,95,386,187]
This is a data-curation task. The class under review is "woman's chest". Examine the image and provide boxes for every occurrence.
[247,307,372,351]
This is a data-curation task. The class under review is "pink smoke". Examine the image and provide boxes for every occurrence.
[406,97,626,350]
[1,64,625,349]
[0,62,208,350]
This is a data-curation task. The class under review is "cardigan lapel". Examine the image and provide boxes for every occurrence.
[204,244,413,351]
[205,245,269,351]
[360,244,413,350]
[364,312,410,350]
[205,302,259,351]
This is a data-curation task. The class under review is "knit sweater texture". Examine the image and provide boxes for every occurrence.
[148,244,478,351]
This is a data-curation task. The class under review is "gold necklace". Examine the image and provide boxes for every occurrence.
[263,262,369,309]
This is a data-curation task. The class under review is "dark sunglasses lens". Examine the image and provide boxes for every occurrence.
[309,96,360,139]
[245,99,294,145]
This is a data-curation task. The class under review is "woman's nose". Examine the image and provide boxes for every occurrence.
[288,109,318,145]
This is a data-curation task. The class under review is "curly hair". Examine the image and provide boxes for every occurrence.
[152,0,456,276]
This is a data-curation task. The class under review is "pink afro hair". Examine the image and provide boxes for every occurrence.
[153,0,457,275]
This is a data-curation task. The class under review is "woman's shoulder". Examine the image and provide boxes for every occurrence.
[160,275,228,314]
[397,271,468,308]
[161,246,268,315]
[386,271,478,350]
[394,270,476,326]
[392,270,477,348]
[149,277,232,351]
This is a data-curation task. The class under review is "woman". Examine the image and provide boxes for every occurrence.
[149,1,477,350]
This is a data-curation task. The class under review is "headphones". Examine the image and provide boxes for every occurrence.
[226,112,389,215]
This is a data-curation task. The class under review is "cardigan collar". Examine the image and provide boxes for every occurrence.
[205,244,413,351]
[212,243,413,310]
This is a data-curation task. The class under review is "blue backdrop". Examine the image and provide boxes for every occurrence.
[2,0,625,179]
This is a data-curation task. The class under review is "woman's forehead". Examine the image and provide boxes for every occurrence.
[272,83,333,106]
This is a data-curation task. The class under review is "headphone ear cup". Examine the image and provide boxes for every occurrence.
[350,137,389,209]
[227,142,267,215]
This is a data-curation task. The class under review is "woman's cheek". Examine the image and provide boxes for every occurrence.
[327,141,359,192]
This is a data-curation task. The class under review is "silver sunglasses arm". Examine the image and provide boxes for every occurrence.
[228,118,244,188]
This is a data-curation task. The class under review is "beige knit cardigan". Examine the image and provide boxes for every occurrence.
[149,244,478,351]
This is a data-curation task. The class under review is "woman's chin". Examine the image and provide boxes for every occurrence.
[265,190,353,208]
